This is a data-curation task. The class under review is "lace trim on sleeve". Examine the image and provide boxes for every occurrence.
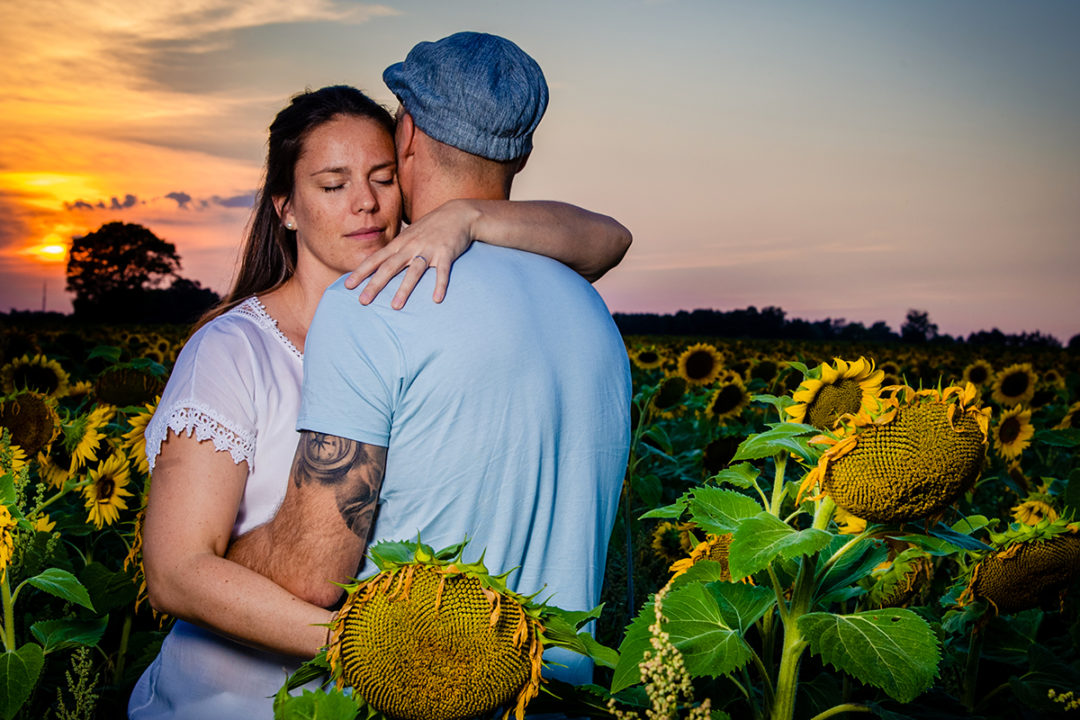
[145,403,257,474]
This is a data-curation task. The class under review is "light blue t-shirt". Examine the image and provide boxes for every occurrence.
[298,242,631,684]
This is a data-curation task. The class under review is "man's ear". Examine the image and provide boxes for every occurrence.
[396,111,417,160]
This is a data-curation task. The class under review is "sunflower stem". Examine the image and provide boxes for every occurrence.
[769,453,788,517]
[808,703,871,720]
[962,623,985,711]
[113,613,133,684]
[1,572,15,652]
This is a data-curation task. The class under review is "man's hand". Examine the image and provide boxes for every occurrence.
[227,432,387,607]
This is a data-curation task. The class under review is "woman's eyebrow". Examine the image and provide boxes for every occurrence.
[310,166,349,176]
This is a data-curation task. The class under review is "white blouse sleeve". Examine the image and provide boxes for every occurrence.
[145,317,260,474]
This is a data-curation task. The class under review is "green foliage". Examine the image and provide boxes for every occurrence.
[799,609,941,703]
[731,423,818,463]
[688,488,763,535]
[23,568,95,612]
[273,686,364,720]
[728,512,831,581]
[0,643,44,720]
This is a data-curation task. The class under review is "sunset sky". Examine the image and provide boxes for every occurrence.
[3,1,1079,342]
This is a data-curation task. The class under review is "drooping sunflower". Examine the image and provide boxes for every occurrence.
[668,533,734,582]
[991,363,1037,407]
[960,520,1080,614]
[650,521,696,564]
[1056,401,1080,430]
[704,376,751,423]
[962,360,994,387]
[1011,496,1058,526]
[800,383,990,524]
[746,357,781,386]
[83,452,135,528]
[786,357,884,430]
[650,375,688,415]
[122,398,158,477]
[868,547,934,609]
[0,391,60,458]
[992,405,1035,461]
[0,505,16,580]
[324,541,595,720]
[675,343,724,386]
[630,346,666,371]
[0,354,70,398]
[94,367,166,408]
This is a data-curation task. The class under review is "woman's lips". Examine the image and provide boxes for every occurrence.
[346,227,383,240]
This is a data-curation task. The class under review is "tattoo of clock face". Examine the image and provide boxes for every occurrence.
[296,432,365,485]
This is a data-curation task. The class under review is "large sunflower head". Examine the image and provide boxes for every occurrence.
[1010,495,1058,527]
[801,383,990,524]
[675,343,724,387]
[991,363,1037,407]
[94,367,165,408]
[83,452,135,529]
[668,533,734,583]
[650,375,688,414]
[327,541,549,720]
[993,405,1035,461]
[0,354,70,398]
[121,398,158,477]
[960,520,1080,614]
[51,405,114,480]
[785,357,885,429]
[629,346,666,371]
[0,391,60,458]
[651,521,696,564]
[1056,401,1080,431]
[962,360,994,387]
[0,504,16,581]
[704,376,751,423]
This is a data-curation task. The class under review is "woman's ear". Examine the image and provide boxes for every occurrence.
[273,196,294,229]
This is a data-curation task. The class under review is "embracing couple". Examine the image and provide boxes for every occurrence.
[128,32,632,719]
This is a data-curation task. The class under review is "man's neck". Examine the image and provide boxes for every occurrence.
[410,182,509,221]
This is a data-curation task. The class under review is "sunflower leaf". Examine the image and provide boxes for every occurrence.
[273,686,362,720]
[0,644,44,720]
[87,345,122,363]
[732,422,818,463]
[816,535,889,602]
[751,393,796,420]
[688,487,763,535]
[639,494,690,520]
[24,568,95,612]
[0,475,14,506]
[710,462,761,489]
[1035,428,1080,448]
[798,609,941,703]
[642,425,674,455]
[729,512,832,581]
[611,582,763,693]
[30,617,108,654]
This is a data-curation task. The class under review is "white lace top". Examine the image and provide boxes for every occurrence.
[143,296,304,536]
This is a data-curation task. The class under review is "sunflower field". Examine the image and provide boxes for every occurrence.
[2,322,1079,720]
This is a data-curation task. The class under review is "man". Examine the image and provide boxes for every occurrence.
[229,32,630,685]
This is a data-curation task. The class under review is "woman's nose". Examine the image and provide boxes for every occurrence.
[353,185,377,213]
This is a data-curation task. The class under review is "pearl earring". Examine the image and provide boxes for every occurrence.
[284,220,296,230]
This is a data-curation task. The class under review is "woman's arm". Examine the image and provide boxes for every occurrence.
[142,433,333,658]
[345,199,632,309]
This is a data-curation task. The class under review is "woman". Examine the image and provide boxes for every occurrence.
[128,85,629,718]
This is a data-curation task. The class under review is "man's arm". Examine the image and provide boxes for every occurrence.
[227,431,387,607]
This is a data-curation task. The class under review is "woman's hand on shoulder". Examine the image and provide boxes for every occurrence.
[344,199,481,310]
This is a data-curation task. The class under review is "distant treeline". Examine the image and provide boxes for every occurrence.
[613,306,1078,351]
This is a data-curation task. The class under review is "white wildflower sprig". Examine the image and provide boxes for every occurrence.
[608,585,711,720]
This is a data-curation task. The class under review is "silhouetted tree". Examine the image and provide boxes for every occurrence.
[900,309,938,343]
[67,222,181,305]
[66,222,218,322]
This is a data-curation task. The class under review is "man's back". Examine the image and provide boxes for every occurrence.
[299,243,631,680]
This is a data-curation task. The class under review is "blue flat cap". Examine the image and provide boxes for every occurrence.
[383,32,548,162]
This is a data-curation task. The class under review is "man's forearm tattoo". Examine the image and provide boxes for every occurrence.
[293,431,386,538]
